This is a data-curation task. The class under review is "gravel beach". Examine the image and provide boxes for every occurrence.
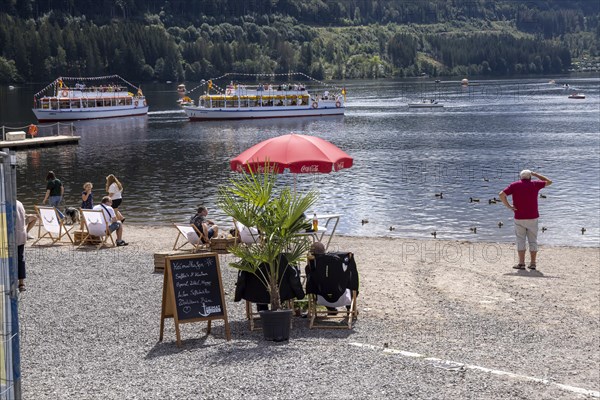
[19,226,599,399]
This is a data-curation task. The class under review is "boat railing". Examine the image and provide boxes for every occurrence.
[1,122,76,141]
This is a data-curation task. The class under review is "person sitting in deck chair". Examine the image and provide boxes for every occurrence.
[307,242,358,315]
[93,196,128,246]
[190,206,219,244]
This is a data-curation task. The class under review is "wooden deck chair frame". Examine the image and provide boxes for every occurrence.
[245,301,262,331]
[308,290,358,329]
[32,205,74,246]
[173,223,210,252]
[245,300,295,331]
[78,208,116,250]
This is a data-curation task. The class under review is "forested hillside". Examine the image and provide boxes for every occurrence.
[0,0,598,83]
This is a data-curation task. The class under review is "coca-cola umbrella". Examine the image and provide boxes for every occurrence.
[230,133,353,174]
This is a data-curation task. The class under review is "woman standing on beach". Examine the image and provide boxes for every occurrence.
[43,171,63,207]
[16,200,27,292]
[42,171,64,218]
[106,174,124,221]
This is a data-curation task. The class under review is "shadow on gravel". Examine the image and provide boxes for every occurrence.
[503,270,561,279]
[145,333,219,357]
[144,316,358,358]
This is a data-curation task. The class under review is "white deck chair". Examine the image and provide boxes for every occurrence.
[173,223,210,252]
[32,206,73,245]
[78,209,116,249]
[234,220,260,245]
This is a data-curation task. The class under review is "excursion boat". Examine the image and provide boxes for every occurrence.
[184,78,345,121]
[568,93,585,99]
[32,75,148,122]
[408,99,444,108]
[176,84,195,106]
[177,96,195,107]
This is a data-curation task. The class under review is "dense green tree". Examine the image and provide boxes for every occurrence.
[0,1,597,82]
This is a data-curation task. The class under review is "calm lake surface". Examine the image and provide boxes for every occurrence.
[1,77,599,247]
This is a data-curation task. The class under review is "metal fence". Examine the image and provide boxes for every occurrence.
[0,147,21,400]
[1,122,75,141]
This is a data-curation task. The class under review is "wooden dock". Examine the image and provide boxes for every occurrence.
[0,135,80,149]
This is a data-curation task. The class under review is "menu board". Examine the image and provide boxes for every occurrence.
[159,253,230,345]
[170,255,224,319]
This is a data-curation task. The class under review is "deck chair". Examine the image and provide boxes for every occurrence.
[233,220,261,245]
[173,223,210,252]
[32,206,73,245]
[306,252,359,329]
[78,209,116,249]
[234,254,304,331]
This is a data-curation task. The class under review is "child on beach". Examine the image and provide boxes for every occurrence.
[80,182,94,229]
[81,182,94,209]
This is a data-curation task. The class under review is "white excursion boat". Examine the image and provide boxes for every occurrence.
[408,99,444,108]
[32,75,148,122]
[184,74,345,121]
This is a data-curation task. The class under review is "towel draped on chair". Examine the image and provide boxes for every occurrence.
[234,253,305,304]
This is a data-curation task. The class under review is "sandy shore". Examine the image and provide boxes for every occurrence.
[19,225,599,399]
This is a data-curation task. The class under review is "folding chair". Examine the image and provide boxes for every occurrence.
[173,223,210,252]
[78,209,116,249]
[233,219,261,245]
[306,252,359,329]
[32,206,74,246]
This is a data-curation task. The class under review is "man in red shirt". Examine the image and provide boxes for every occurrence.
[499,169,552,270]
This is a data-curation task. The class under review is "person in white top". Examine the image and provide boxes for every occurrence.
[93,196,128,246]
[105,174,125,222]
[16,200,27,291]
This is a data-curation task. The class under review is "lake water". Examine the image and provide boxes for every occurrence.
[1,77,599,247]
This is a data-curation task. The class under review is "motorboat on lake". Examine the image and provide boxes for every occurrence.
[408,99,444,108]
[184,73,345,121]
[568,93,585,99]
[32,75,148,122]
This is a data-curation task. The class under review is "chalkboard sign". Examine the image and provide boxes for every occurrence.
[159,252,231,346]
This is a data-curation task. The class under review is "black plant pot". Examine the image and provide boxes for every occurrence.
[259,309,292,342]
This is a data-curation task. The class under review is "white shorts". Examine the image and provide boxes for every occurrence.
[514,219,539,251]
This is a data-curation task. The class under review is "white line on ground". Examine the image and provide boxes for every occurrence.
[349,342,600,398]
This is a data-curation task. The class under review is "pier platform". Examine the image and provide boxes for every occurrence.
[0,135,80,149]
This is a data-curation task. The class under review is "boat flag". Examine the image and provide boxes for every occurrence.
[342,87,346,101]
[208,80,213,90]
[137,87,143,96]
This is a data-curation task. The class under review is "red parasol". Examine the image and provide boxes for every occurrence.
[230,134,353,174]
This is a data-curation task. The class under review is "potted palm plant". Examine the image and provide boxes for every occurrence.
[218,164,318,341]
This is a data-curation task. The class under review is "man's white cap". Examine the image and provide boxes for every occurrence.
[520,169,532,179]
